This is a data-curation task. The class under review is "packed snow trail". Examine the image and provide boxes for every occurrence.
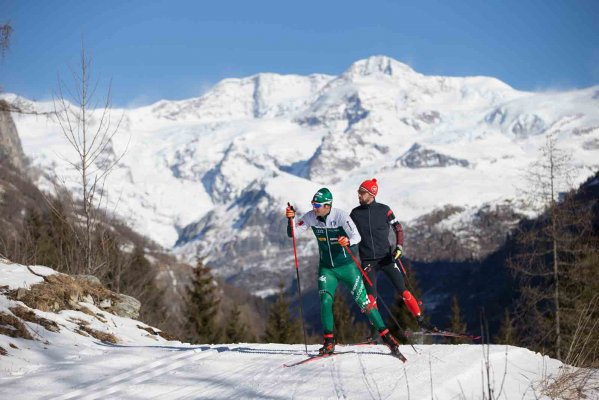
[0,263,586,399]
[0,342,565,399]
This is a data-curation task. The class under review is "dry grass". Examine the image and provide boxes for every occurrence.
[77,324,118,344]
[0,346,7,356]
[9,305,60,333]
[0,311,33,339]
[7,273,117,313]
[70,317,118,344]
[78,305,108,323]
[542,366,599,400]
[137,324,176,341]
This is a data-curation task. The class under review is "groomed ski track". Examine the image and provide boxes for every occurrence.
[0,342,563,399]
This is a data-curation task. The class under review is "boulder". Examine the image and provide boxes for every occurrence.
[112,294,141,319]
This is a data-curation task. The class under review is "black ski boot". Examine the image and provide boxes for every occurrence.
[363,326,379,344]
[380,329,407,362]
[417,315,438,332]
[318,334,335,355]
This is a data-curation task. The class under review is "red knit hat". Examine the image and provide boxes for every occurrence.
[359,178,378,196]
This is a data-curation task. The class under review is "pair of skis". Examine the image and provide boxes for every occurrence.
[283,328,480,367]
[284,345,407,368]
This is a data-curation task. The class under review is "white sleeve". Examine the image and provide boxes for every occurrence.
[294,212,313,234]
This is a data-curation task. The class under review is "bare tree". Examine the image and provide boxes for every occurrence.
[0,21,12,60]
[531,133,572,359]
[53,43,125,274]
[509,133,598,362]
[0,21,52,115]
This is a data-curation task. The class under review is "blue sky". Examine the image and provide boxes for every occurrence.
[1,0,598,107]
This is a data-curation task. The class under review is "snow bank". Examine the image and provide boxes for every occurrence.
[2,260,596,399]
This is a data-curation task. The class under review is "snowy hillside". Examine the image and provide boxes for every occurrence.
[1,261,591,400]
[5,55,599,293]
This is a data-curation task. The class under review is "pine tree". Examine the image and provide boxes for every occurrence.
[224,305,253,343]
[449,295,467,344]
[494,309,515,345]
[263,284,301,344]
[120,244,152,296]
[333,290,367,344]
[187,258,220,344]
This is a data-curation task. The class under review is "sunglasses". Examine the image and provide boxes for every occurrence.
[311,202,331,209]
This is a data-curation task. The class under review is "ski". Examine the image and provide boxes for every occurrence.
[404,329,481,341]
[391,348,408,363]
[336,343,407,362]
[283,352,340,367]
[342,340,378,346]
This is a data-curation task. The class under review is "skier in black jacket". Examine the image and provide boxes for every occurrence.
[350,178,434,341]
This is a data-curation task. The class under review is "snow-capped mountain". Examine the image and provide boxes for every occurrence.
[7,56,599,294]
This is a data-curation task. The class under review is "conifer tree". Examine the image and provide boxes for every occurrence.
[187,258,220,344]
[494,309,515,345]
[119,244,152,296]
[263,284,301,344]
[449,295,467,344]
[224,305,253,343]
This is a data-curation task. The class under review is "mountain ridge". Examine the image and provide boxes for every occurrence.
[5,55,599,294]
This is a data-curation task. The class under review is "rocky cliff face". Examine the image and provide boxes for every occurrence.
[0,100,27,171]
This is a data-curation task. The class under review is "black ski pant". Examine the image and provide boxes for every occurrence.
[362,256,407,336]
[362,255,406,299]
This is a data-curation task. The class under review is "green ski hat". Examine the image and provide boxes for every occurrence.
[312,187,333,204]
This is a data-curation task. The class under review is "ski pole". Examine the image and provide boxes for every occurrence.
[376,293,419,353]
[342,244,373,287]
[395,258,422,306]
[396,258,408,277]
[288,202,308,354]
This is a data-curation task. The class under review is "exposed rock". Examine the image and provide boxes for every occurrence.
[397,143,469,169]
[15,288,27,300]
[75,275,102,286]
[0,100,27,171]
[99,298,112,309]
[405,202,524,262]
[510,114,546,137]
[112,294,141,319]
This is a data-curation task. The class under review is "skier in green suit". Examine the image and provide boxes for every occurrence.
[286,187,405,360]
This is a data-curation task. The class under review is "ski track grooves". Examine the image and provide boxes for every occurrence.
[329,352,350,399]
[53,348,216,400]
[357,352,381,400]
[175,360,260,399]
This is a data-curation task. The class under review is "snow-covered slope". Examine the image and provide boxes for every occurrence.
[1,261,591,399]
[6,55,599,293]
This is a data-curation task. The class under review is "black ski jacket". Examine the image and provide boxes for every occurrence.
[350,200,404,261]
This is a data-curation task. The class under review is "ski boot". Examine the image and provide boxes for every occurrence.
[363,326,380,345]
[380,329,407,362]
[318,334,335,355]
[417,315,438,332]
